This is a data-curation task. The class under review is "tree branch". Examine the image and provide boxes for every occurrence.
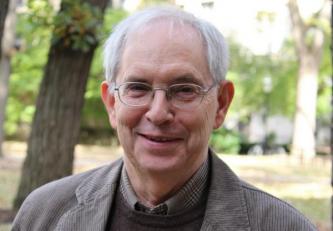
[287,0,307,57]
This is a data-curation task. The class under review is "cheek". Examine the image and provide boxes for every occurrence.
[200,111,214,138]
[115,103,144,129]
[182,107,215,143]
[115,107,144,150]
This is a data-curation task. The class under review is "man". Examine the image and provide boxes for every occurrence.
[13,6,316,231]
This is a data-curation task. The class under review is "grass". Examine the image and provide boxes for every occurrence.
[0,224,11,231]
[0,141,331,230]
[0,170,19,209]
[285,197,330,225]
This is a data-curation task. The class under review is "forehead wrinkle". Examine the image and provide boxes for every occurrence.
[122,62,208,86]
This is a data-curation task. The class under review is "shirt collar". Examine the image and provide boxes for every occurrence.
[120,156,209,215]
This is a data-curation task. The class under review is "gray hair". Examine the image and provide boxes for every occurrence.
[103,6,229,83]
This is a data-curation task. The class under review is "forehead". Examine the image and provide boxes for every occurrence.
[117,20,211,84]
[127,19,203,46]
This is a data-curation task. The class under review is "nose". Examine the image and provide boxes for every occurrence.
[145,91,174,125]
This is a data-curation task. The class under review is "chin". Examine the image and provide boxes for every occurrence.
[138,154,185,173]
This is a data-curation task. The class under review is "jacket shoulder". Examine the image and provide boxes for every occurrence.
[241,181,317,231]
[12,159,122,231]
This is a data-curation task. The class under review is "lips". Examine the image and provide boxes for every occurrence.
[139,133,182,143]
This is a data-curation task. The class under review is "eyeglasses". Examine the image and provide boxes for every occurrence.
[111,82,217,110]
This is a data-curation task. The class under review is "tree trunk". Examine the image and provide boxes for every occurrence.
[0,0,10,158]
[0,55,11,158]
[291,55,320,158]
[0,0,9,55]
[13,0,108,209]
[288,0,325,159]
[0,0,17,158]
[330,0,333,228]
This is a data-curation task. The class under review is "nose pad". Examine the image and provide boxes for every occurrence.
[145,91,173,124]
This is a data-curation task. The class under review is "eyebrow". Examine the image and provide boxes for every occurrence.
[170,75,204,86]
[122,76,150,83]
[122,74,205,86]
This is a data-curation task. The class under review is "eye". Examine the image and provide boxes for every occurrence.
[122,82,151,97]
[170,84,201,100]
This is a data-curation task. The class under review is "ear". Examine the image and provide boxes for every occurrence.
[101,81,117,129]
[213,80,234,129]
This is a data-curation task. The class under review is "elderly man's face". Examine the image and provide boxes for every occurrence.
[102,21,233,175]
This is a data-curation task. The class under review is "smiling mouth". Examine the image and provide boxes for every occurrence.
[141,134,181,143]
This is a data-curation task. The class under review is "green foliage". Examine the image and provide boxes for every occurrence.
[26,0,55,27]
[209,128,241,154]
[227,9,331,122]
[81,8,127,132]
[256,11,276,27]
[5,4,127,139]
[306,15,331,35]
[4,2,331,145]
[5,1,53,137]
[227,38,298,120]
[316,32,332,124]
[139,0,173,8]
[52,0,103,52]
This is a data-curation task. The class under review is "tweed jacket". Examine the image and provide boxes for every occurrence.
[12,152,316,231]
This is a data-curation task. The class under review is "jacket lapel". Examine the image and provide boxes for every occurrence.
[56,159,123,231]
[54,152,250,230]
[201,152,251,231]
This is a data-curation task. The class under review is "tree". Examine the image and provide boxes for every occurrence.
[287,0,328,158]
[3,1,54,140]
[0,0,9,55]
[330,0,333,227]
[0,0,10,157]
[0,0,18,158]
[14,0,109,209]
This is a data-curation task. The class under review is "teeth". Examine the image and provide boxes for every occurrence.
[146,136,172,142]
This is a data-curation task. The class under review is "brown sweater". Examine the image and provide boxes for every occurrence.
[106,185,207,231]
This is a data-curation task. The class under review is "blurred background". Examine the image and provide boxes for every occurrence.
[0,0,331,230]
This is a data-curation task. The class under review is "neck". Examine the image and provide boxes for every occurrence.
[124,158,205,207]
